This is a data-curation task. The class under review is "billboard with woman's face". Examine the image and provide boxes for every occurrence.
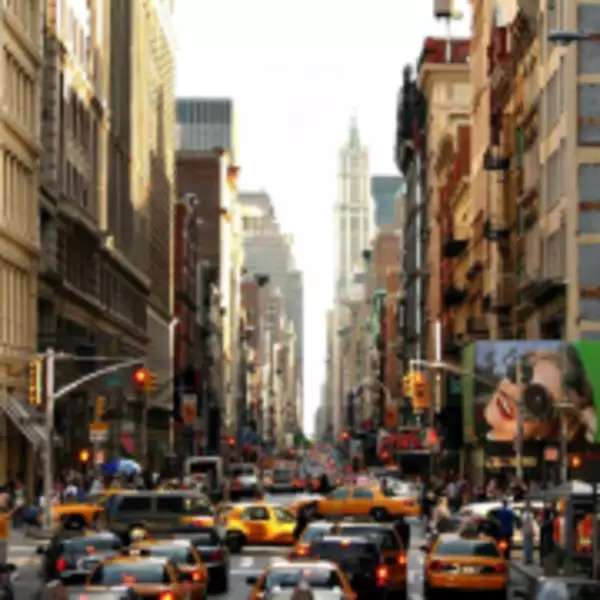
[462,341,600,447]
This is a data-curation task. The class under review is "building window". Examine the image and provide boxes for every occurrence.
[579,244,600,288]
[544,226,566,280]
[578,5,600,75]
[578,164,600,234]
[579,84,600,145]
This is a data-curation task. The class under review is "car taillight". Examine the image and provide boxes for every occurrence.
[398,553,407,566]
[494,563,507,574]
[429,560,453,572]
[55,557,67,572]
[192,570,203,582]
[376,565,389,586]
[498,540,508,552]
[159,593,175,600]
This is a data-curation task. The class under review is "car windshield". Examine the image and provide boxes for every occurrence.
[265,567,342,589]
[311,541,379,569]
[90,563,170,585]
[144,545,196,565]
[63,536,121,554]
[435,539,500,558]
[189,461,217,475]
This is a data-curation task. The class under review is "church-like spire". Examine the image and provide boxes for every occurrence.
[349,112,360,149]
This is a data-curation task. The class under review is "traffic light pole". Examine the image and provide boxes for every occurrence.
[41,349,143,531]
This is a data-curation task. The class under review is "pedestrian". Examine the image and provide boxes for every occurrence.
[540,507,555,569]
[521,500,535,565]
[432,496,452,534]
[394,513,411,551]
[496,499,516,559]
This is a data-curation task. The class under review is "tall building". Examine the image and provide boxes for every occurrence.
[239,191,304,379]
[334,118,373,300]
[176,98,237,161]
[371,176,404,229]
[0,0,43,490]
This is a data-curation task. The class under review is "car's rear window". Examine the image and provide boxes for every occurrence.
[144,545,196,565]
[63,536,122,553]
[189,530,221,546]
[310,540,379,568]
[339,527,399,550]
[435,539,499,557]
[91,563,170,585]
[301,524,331,543]
[68,593,126,600]
[265,567,342,589]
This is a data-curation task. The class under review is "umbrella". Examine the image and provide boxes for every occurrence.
[102,458,142,477]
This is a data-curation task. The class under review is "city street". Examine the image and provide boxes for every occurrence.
[6,494,429,600]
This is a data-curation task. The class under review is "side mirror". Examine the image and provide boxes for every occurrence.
[246,575,258,585]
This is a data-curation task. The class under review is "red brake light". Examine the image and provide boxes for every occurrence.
[376,565,389,586]
[159,593,175,600]
[192,570,203,582]
[429,560,452,572]
[498,540,508,551]
[55,557,67,572]
[398,553,407,566]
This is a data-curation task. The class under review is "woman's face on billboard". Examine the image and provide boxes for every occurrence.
[483,355,562,441]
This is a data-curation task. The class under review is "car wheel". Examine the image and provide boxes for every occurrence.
[370,507,390,522]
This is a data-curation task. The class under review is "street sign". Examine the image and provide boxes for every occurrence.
[89,421,109,443]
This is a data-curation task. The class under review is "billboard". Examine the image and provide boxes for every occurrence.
[462,341,600,448]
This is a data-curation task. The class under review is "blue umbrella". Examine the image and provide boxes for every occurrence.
[102,458,141,477]
[117,459,141,476]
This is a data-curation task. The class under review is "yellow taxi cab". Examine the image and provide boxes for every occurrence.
[52,489,127,529]
[130,539,207,600]
[219,502,296,552]
[424,534,508,599]
[87,554,191,599]
[247,560,356,600]
[312,483,420,520]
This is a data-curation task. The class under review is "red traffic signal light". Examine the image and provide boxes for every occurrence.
[341,431,350,442]
[133,368,149,390]
[226,436,235,447]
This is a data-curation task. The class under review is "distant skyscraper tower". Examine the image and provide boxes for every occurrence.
[176,98,237,160]
[334,117,373,299]
[371,176,405,229]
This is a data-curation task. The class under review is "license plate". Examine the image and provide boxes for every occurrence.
[462,566,477,574]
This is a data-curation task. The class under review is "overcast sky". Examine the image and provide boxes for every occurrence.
[174,0,471,434]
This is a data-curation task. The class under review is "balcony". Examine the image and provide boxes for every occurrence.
[444,284,467,307]
[443,237,469,259]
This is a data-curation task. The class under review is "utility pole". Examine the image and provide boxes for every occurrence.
[43,348,55,531]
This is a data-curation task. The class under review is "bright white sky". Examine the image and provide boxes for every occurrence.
[174,0,471,435]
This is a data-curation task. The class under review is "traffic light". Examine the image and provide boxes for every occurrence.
[412,372,430,411]
[133,367,158,393]
[133,367,149,391]
[402,373,413,398]
[341,431,351,442]
[226,436,235,448]
[78,448,91,464]
[28,359,42,405]
[570,454,583,470]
